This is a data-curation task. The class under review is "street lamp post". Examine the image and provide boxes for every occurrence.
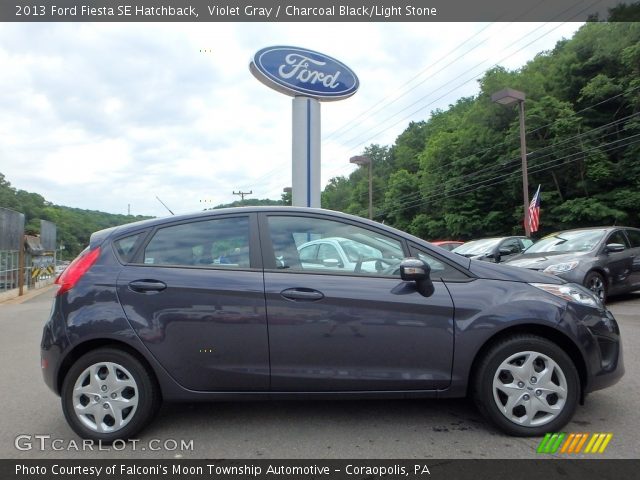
[491,88,531,237]
[350,155,372,219]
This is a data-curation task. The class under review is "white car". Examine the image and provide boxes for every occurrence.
[297,236,400,273]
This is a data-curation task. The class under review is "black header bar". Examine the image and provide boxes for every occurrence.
[3,459,640,480]
[1,0,630,22]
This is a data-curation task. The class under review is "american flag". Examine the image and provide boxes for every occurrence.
[528,185,541,233]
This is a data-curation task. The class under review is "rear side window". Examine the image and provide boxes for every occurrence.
[113,233,145,263]
[626,229,640,248]
[143,217,250,268]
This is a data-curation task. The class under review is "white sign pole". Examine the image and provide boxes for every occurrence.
[292,96,321,208]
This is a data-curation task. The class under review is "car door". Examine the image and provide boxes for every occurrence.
[601,229,633,294]
[623,228,640,289]
[259,212,455,392]
[115,214,270,391]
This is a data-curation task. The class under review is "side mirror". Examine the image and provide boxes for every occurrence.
[605,243,625,253]
[499,247,512,256]
[400,258,429,281]
[400,258,434,297]
[322,258,342,268]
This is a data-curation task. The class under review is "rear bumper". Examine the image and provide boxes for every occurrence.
[41,322,64,395]
[40,299,68,396]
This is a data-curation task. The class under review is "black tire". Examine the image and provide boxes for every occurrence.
[584,271,607,303]
[472,334,580,437]
[61,348,161,442]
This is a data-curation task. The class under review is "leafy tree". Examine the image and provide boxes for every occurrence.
[320,20,640,240]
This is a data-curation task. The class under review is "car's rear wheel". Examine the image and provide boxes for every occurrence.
[61,348,160,442]
[473,335,579,436]
[584,271,607,303]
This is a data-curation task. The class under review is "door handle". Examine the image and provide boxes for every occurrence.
[280,288,325,301]
[128,280,167,293]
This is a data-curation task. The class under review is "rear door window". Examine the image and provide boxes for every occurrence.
[143,216,251,268]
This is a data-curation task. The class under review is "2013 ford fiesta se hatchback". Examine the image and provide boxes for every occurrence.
[41,207,624,441]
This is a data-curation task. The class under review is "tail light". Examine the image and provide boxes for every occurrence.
[55,247,101,296]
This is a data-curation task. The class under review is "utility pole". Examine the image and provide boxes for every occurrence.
[233,190,252,202]
[349,156,373,219]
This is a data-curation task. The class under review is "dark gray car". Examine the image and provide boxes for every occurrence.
[41,208,623,441]
[505,227,640,302]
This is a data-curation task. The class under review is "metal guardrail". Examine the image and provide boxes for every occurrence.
[0,250,56,292]
[0,250,19,292]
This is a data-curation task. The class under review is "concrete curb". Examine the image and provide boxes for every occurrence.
[0,284,57,305]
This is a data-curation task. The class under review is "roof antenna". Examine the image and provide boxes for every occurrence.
[155,196,175,215]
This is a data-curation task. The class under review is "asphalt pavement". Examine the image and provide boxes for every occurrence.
[1,286,637,459]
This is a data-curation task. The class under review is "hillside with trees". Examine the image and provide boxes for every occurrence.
[0,173,150,259]
[322,19,640,240]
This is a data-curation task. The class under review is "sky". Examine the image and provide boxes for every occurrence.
[0,21,583,217]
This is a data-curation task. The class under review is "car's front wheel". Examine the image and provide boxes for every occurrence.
[61,348,160,442]
[584,271,607,303]
[473,335,579,436]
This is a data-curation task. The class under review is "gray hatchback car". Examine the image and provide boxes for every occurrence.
[41,208,623,441]
[505,227,640,302]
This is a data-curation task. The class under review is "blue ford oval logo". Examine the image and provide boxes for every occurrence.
[250,46,359,101]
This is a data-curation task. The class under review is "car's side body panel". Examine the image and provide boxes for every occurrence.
[40,208,624,423]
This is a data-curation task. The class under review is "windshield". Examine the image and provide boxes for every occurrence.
[524,229,606,254]
[452,238,501,255]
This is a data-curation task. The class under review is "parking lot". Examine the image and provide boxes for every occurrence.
[1,287,637,459]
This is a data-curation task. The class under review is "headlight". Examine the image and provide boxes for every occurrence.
[543,261,579,274]
[530,282,603,309]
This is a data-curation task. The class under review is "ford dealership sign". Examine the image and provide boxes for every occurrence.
[250,46,359,100]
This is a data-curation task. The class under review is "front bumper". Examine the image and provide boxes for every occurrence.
[565,304,624,394]
[585,308,624,393]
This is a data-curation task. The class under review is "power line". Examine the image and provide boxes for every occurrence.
[324,91,640,209]
[328,109,638,214]
[332,0,601,154]
[245,18,573,196]
[337,22,573,151]
[374,131,640,218]
[323,0,559,143]
[378,128,640,215]
[323,21,501,142]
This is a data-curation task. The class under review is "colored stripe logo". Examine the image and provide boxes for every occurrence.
[537,433,613,454]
